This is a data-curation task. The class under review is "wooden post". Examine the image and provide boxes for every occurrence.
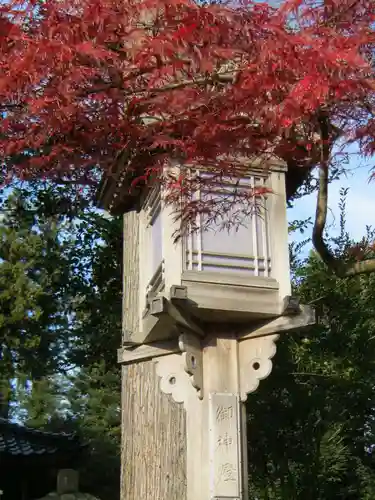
[120,211,187,500]
[119,223,315,500]
[114,166,315,500]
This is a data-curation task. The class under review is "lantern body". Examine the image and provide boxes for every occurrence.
[135,160,291,343]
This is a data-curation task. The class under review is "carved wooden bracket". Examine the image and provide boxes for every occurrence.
[179,332,203,399]
[155,332,279,406]
[154,332,203,406]
[118,305,315,406]
[133,285,203,344]
[155,333,203,404]
[118,331,204,404]
[154,354,196,410]
[238,333,279,401]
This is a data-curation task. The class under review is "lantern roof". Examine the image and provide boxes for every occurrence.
[96,151,301,214]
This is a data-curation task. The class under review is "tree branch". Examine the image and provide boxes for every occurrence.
[86,69,239,98]
[0,103,23,111]
[312,112,375,277]
[54,177,97,186]
[1,67,241,112]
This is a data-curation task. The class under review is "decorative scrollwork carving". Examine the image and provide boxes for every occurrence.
[154,332,203,405]
[179,332,203,399]
[238,334,279,401]
[154,354,196,409]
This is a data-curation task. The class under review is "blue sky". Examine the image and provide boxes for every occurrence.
[260,0,375,246]
[252,0,375,245]
[289,152,375,246]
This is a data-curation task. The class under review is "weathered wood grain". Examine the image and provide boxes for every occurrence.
[122,211,139,341]
[121,211,187,500]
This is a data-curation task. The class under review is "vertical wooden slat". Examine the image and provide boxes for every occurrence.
[197,188,203,271]
[122,211,140,341]
[261,177,269,278]
[251,176,259,276]
[187,229,193,271]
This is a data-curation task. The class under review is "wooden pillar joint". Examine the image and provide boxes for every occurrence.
[119,306,315,500]
[119,304,315,407]
[118,330,203,405]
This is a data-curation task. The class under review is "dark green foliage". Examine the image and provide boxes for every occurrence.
[247,190,375,499]
[0,182,121,499]
[65,207,122,499]
[68,364,121,499]
[3,180,375,500]
[0,187,72,417]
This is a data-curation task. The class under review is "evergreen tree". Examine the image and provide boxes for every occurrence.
[65,210,122,500]
[0,183,122,500]
[247,191,375,499]
[0,187,71,418]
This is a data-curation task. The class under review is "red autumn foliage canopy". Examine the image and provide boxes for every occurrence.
[0,0,375,276]
[0,0,374,182]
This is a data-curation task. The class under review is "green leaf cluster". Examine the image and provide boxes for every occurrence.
[3,181,375,500]
[248,191,375,499]
[0,182,121,500]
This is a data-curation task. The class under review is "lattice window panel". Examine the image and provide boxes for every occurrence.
[184,175,272,277]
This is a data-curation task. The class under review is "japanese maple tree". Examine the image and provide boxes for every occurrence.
[0,0,374,275]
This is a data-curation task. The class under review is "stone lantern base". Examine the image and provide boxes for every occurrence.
[37,470,100,500]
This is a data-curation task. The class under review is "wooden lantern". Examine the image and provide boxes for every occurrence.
[99,156,292,345]
[97,154,315,500]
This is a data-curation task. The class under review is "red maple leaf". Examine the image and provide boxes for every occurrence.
[0,0,373,228]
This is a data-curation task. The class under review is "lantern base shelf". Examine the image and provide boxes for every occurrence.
[181,272,282,323]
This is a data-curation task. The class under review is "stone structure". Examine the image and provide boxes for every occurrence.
[0,418,84,500]
[37,469,100,500]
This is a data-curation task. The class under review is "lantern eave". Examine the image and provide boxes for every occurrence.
[95,153,291,215]
[96,171,139,215]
